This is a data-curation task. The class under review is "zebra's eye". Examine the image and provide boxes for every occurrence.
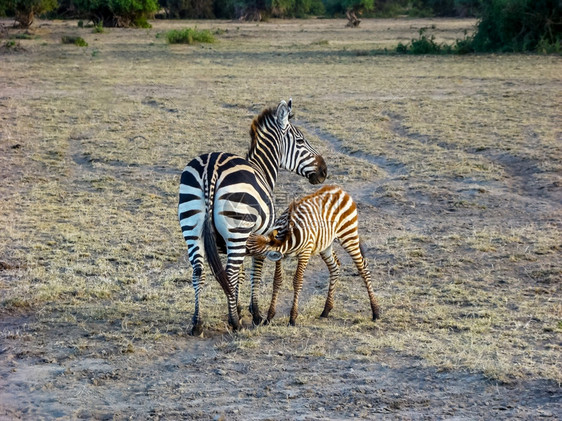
[296,138,305,144]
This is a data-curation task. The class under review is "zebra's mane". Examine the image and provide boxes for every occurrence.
[247,106,294,159]
[247,106,277,158]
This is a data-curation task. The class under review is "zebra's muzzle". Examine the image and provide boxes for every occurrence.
[308,157,327,185]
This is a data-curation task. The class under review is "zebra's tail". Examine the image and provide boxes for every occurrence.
[203,214,232,296]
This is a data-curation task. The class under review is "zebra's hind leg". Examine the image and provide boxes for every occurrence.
[237,265,245,318]
[187,243,206,336]
[225,257,244,331]
[342,237,380,321]
[248,255,265,326]
[265,260,283,325]
[319,246,341,318]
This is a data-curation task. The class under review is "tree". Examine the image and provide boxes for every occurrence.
[73,0,159,27]
[6,0,58,28]
[471,0,561,52]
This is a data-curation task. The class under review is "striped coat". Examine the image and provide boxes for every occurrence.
[247,185,380,326]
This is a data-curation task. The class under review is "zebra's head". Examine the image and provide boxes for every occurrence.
[276,99,327,185]
[246,229,284,262]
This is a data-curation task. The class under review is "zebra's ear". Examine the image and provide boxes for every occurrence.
[266,251,283,262]
[276,100,290,130]
[287,98,294,120]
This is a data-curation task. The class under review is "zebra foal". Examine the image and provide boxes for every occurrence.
[179,99,327,335]
[246,185,380,326]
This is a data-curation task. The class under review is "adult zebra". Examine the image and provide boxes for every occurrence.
[178,99,327,335]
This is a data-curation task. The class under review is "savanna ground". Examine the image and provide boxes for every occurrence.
[0,17,561,419]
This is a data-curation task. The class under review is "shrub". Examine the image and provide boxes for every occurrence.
[1,40,27,52]
[159,0,214,18]
[396,28,444,54]
[61,35,88,46]
[73,0,159,28]
[165,28,215,44]
[471,0,562,52]
[395,27,476,55]
[409,28,442,54]
[452,31,475,54]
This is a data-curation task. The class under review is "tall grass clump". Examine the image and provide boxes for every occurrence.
[165,28,215,44]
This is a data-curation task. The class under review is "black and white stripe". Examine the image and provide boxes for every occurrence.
[178,99,327,335]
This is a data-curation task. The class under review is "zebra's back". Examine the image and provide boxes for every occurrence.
[278,185,358,256]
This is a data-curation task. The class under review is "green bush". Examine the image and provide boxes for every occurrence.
[396,28,475,54]
[73,0,159,27]
[409,28,442,54]
[165,28,216,44]
[159,0,214,18]
[471,0,562,52]
[61,35,88,46]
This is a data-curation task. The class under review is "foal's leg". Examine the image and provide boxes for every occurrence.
[341,236,380,321]
[265,260,283,324]
[319,246,341,318]
[289,250,312,326]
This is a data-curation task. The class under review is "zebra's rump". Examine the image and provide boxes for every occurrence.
[179,152,275,247]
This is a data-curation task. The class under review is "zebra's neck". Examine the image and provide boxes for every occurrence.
[246,111,282,192]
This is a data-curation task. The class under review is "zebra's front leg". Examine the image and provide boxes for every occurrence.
[289,252,311,326]
[319,247,340,318]
[249,255,265,326]
[265,260,283,324]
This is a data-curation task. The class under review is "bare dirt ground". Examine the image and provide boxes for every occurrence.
[0,18,561,419]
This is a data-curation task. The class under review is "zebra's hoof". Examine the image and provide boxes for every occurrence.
[263,318,271,326]
[228,318,242,332]
[190,324,203,336]
[320,310,330,318]
[288,320,296,327]
[252,314,264,326]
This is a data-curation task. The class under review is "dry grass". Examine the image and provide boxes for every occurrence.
[1,17,561,403]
